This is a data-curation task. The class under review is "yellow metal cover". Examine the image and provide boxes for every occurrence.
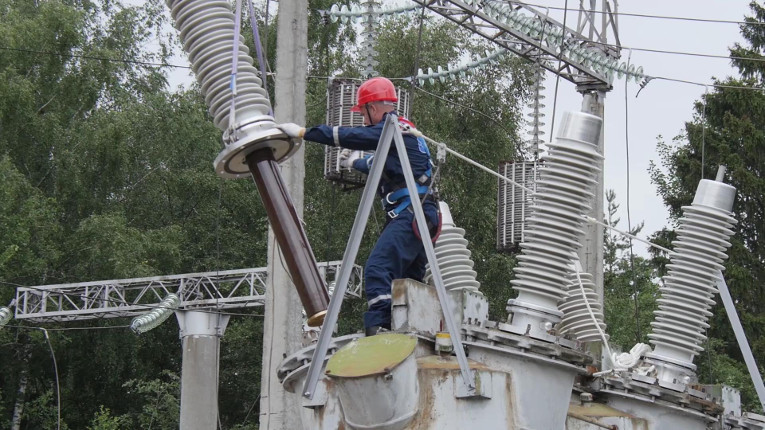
[325,333,416,378]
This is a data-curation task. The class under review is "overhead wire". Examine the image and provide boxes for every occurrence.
[0,46,191,69]
[514,1,765,26]
[5,38,765,93]
[623,49,641,343]
[414,133,676,256]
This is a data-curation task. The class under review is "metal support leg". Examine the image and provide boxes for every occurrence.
[301,116,398,399]
[301,114,474,398]
[717,273,765,411]
[391,116,475,394]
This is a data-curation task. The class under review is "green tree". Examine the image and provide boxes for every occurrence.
[649,1,765,411]
[602,189,657,352]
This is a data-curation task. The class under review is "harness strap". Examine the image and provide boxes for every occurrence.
[385,183,430,205]
[384,184,432,219]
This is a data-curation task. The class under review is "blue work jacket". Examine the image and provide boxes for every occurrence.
[303,112,432,198]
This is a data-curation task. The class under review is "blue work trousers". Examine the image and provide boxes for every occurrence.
[363,201,439,329]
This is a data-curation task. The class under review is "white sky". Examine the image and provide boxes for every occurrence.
[165,1,753,256]
[530,0,751,255]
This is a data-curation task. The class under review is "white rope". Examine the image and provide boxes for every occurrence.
[572,259,615,368]
[417,133,676,256]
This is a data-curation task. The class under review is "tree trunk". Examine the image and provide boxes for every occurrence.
[11,363,28,430]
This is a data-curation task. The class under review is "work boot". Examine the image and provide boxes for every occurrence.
[364,326,389,337]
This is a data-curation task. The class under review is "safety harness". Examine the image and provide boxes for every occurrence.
[378,119,442,241]
[383,182,431,219]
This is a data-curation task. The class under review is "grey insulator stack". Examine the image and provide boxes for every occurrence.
[424,201,481,292]
[648,177,737,366]
[130,294,181,334]
[557,271,608,342]
[167,0,297,179]
[509,111,603,313]
[167,0,271,131]
[0,306,11,328]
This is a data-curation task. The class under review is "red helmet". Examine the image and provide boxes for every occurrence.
[351,77,398,112]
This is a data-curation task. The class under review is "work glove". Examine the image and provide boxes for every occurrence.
[339,149,363,170]
[278,122,305,138]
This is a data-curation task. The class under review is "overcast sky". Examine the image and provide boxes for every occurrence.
[530,0,752,256]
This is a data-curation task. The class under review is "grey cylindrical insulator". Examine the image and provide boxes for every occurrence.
[424,202,481,292]
[167,0,270,130]
[509,111,603,312]
[648,179,737,365]
[0,306,11,327]
[130,294,181,334]
[166,0,298,178]
[557,271,608,343]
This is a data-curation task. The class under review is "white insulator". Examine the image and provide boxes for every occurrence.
[557,271,608,343]
[0,306,12,328]
[424,202,481,292]
[130,294,181,334]
[648,178,737,366]
[167,0,297,178]
[168,0,270,130]
[509,112,603,313]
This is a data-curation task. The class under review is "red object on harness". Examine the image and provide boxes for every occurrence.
[413,210,443,243]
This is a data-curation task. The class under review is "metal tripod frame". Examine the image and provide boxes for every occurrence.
[301,114,475,399]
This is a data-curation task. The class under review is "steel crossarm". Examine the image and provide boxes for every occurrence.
[301,114,474,399]
[14,261,362,322]
[410,0,616,89]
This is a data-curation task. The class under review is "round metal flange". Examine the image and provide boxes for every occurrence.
[214,119,301,179]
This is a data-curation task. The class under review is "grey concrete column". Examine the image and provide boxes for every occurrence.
[177,311,230,430]
[259,1,309,429]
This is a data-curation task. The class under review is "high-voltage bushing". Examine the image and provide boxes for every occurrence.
[507,111,602,333]
[424,201,480,292]
[167,0,329,325]
[166,0,297,178]
[496,160,539,252]
[323,79,410,188]
[646,174,737,378]
[557,270,608,343]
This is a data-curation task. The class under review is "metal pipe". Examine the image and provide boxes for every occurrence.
[716,273,765,411]
[246,148,329,326]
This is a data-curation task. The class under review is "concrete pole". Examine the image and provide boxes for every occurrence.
[259,1,309,429]
[176,311,230,430]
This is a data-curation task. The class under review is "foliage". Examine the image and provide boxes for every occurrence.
[21,389,69,430]
[648,1,765,411]
[88,406,130,430]
[120,371,181,429]
[602,190,658,352]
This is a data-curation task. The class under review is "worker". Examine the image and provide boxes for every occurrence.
[277,77,439,336]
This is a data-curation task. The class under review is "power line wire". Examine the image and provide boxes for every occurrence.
[0,46,191,69]
[7,39,765,91]
[515,1,765,26]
